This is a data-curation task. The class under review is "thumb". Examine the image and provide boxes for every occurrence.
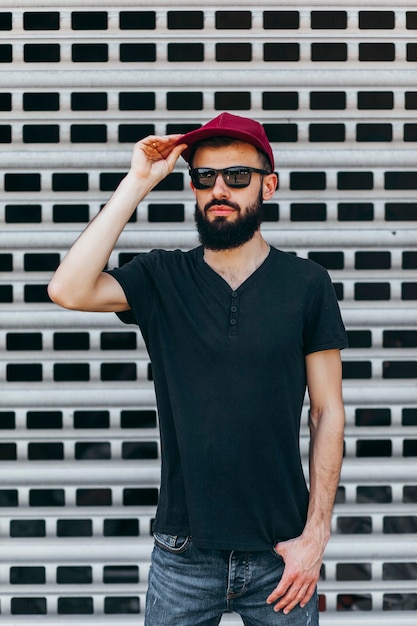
[274,539,292,560]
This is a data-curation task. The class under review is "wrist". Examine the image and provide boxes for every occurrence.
[302,519,331,545]
[123,169,155,196]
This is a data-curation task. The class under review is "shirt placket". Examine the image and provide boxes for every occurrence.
[229,290,239,337]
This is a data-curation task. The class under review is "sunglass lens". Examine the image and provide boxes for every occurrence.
[198,170,216,188]
[224,168,251,187]
[191,169,215,189]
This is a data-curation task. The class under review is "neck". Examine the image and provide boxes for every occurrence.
[203,232,270,290]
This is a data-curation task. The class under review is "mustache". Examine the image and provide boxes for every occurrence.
[204,199,241,213]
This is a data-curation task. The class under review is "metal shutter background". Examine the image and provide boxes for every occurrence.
[1,1,416,623]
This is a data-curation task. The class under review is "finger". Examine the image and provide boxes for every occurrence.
[143,133,183,145]
[139,135,182,157]
[299,581,317,608]
[267,567,311,604]
[272,582,308,614]
[146,134,184,148]
[134,139,161,161]
[151,139,187,165]
[274,577,318,614]
[165,142,187,166]
[266,574,293,604]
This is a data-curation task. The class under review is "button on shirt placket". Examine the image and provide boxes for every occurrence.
[229,291,239,337]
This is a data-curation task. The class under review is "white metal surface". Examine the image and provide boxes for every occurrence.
[1,1,416,623]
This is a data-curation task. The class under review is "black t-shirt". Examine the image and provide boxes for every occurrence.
[108,245,347,551]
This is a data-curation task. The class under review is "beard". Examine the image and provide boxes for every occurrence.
[194,190,263,251]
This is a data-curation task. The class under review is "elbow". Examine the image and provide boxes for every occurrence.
[47,276,60,305]
[308,406,321,432]
[47,277,78,310]
[308,403,345,437]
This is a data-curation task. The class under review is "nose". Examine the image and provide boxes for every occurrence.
[211,171,231,198]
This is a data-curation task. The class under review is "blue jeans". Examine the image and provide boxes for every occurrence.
[145,533,319,625]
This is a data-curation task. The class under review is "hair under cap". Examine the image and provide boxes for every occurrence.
[177,112,275,170]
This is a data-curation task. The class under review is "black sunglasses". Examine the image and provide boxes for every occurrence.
[189,166,270,189]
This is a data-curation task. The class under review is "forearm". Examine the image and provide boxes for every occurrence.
[266,413,343,616]
[302,348,345,543]
[303,403,345,546]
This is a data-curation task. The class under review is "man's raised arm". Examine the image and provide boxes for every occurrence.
[48,135,186,312]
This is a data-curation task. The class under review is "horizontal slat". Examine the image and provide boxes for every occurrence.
[1,307,416,328]
[0,534,413,561]
[1,66,417,88]
[0,460,160,485]
[0,386,156,407]
[319,614,417,626]
[0,580,415,597]
[3,345,417,361]
[0,310,123,328]
[2,148,417,168]
[0,421,412,440]
[1,381,417,405]
[0,458,413,484]
[4,105,417,123]
[5,0,417,7]
[0,501,411,519]
[0,536,152,561]
[1,227,416,249]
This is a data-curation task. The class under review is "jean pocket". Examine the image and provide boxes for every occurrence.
[270,545,284,562]
[153,532,191,554]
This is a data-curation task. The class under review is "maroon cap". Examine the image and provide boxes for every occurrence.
[178,112,274,170]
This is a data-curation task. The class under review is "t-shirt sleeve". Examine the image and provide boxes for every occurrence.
[303,269,348,355]
[105,252,157,327]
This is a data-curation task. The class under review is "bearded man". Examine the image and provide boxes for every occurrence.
[49,113,347,625]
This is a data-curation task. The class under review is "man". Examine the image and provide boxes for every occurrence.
[48,112,347,625]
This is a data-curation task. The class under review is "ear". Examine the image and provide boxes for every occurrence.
[262,172,278,201]
[190,179,197,196]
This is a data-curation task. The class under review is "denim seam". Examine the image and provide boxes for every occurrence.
[226,551,251,601]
